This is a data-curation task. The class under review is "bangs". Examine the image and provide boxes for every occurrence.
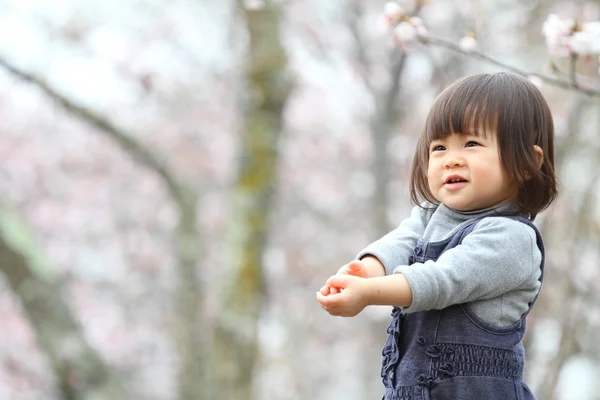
[423,75,504,144]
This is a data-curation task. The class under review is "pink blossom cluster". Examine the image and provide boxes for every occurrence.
[382,1,477,51]
[382,1,427,46]
[542,14,600,57]
[382,3,600,59]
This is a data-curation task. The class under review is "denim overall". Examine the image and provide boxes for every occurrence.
[381,215,544,400]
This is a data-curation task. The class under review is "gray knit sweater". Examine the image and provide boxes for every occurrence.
[357,202,542,326]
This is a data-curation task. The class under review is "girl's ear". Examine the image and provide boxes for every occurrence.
[534,145,544,169]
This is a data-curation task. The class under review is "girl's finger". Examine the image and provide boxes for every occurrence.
[316,291,329,307]
[321,293,344,308]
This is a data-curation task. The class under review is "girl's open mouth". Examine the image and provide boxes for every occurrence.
[444,177,468,190]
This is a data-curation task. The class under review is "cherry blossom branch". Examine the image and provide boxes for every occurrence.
[569,54,578,86]
[0,55,204,399]
[383,2,600,97]
[420,35,600,97]
[0,57,189,201]
[0,218,127,398]
[347,1,375,97]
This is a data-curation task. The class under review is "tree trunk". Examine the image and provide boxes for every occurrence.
[371,50,407,236]
[172,188,206,400]
[0,57,207,400]
[213,2,291,399]
[0,207,127,400]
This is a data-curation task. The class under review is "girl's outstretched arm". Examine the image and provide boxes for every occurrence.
[361,255,386,277]
[316,273,413,317]
[365,274,413,307]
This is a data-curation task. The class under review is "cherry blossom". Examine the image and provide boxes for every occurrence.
[542,14,600,57]
[410,17,427,36]
[459,36,478,52]
[570,22,600,55]
[384,2,404,19]
[542,14,574,57]
[394,21,418,44]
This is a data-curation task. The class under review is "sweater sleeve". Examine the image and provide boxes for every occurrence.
[395,217,542,313]
[356,205,430,276]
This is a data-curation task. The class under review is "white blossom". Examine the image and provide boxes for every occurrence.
[394,21,417,43]
[576,21,600,54]
[410,17,427,36]
[565,22,600,56]
[569,31,592,55]
[384,2,404,18]
[377,14,394,34]
[542,14,574,57]
[542,14,600,57]
[459,36,478,52]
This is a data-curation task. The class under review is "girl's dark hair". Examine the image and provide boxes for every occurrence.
[410,72,558,220]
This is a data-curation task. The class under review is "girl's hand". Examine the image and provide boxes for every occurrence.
[316,274,370,317]
[319,260,369,296]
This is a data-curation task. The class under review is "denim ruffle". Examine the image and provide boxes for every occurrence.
[381,306,404,385]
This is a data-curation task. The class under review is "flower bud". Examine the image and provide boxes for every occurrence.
[384,2,404,19]
[459,36,478,52]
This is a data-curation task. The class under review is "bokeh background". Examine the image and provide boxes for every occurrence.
[0,0,599,399]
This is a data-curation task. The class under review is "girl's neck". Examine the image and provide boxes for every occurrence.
[444,202,519,216]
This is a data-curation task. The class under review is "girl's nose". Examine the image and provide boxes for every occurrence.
[443,154,465,168]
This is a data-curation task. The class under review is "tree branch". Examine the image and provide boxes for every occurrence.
[421,35,600,97]
[569,53,578,87]
[0,207,127,399]
[0,57,188,202]
[0,56,205,399]
[347,1,376,97]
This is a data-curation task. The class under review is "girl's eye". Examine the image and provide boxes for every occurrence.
[431,145,446,152]
[465,141,480,147]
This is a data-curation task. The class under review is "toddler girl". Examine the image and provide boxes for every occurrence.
[317,72,558,399]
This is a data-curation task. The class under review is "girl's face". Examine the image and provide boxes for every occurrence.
[427,131,517,211]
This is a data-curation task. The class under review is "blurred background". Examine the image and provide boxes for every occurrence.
[0,0,599,399]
